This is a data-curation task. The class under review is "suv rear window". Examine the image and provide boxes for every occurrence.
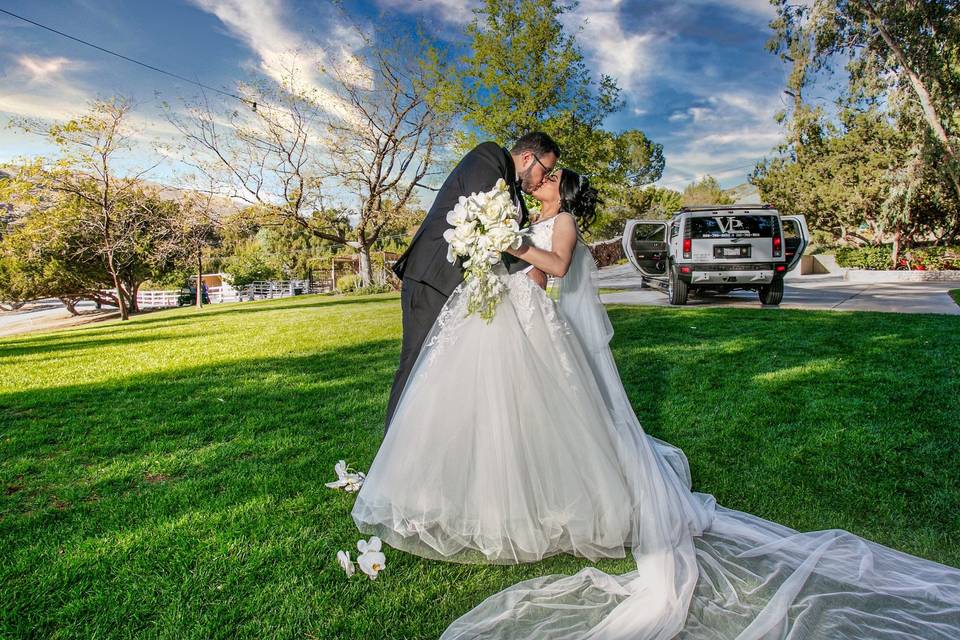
[690,215,774,239]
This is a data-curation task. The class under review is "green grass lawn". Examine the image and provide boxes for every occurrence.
[2,294,958,639]
[950,288,960,306]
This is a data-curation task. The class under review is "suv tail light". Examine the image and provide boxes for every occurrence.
[682,238,691,259]
[773,235,782,258]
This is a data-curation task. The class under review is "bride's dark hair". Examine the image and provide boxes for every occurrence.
[558,169,600,232]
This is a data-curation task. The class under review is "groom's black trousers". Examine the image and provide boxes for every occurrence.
[385,277,449,433]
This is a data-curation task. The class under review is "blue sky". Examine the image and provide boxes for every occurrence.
[0,0,796,192]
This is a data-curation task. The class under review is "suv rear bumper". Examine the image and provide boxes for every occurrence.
[678,263,781,286]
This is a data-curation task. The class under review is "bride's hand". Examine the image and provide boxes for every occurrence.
[527,267,547,289]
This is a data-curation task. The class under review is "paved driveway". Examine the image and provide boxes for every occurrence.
[0,300,118,338]
[597,264,960,315]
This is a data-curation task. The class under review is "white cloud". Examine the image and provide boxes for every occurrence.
[189,0,327,87]
[187,0,368,120]
[1,54,184,139]
[569,1,658,95]
[0,54,93,122]
[15,55,87,84]
[657,89,786,189]
[0,56,195,170]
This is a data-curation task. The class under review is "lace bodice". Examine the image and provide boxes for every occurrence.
[524,213,564,251]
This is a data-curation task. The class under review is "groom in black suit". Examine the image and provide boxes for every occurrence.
[385,132,561,431]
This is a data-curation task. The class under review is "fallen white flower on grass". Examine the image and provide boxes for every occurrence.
[325,459,366,492]
[357,536,386,580]
[337,550,356,577]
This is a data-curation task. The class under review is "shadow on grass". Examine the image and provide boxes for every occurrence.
[0,337,403,638]
[0,331,204,362]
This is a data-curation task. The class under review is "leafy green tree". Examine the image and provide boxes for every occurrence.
[753,106,959,263]
[682,176,734,206]
[0,196,117,314]
[222,238,281,290]
[770,0,960,202]
[8,98,176,319]
[592,186,682,239]
[261,221,337,281]
[430,0,663,193]
[173,190,224,308]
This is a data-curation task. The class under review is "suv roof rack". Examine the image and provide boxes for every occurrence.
[679,204,775,211]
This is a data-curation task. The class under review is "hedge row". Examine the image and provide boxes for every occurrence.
[835,245,960,270]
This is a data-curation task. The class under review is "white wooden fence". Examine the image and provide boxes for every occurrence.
[242,280,331,300]
[130,280,335,308]
[136,290,180,308]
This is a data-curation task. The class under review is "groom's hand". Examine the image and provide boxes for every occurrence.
[527,267,547,289]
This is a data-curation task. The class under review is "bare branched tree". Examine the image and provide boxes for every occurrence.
[164,30,450,286]
[321,36,452,284]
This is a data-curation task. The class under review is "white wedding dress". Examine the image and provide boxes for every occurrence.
[351,213,960,639]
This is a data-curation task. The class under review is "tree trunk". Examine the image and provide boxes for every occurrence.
[358,245,373,287]
[127,280,140,314]
[60,297,79,316]
[892,228,902,268]
[196,251,203,309]
[107,258,129,321]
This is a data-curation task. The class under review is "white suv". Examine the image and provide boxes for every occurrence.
[621,205,809,305]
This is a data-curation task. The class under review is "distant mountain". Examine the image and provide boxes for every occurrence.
[724,182,760,204]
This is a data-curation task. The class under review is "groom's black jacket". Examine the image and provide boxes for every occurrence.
[392,142,531,296]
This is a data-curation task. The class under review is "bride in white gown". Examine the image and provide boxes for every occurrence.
[351,170,960,639]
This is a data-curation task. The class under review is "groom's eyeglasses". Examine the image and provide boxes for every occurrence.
[533,154,559,179]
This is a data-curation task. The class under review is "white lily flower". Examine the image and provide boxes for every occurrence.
[356,536,381,554]
[357,536,386,580]
[343,472,365,492]
[337,550,355,577]
[325,460,366,491]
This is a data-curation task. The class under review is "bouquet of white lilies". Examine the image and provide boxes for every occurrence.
[443,178,524,321]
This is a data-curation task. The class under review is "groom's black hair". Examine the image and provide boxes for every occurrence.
[511,131,561,159]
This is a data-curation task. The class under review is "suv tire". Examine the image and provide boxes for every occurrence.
[758,278,784,305]
[668,263,689,305]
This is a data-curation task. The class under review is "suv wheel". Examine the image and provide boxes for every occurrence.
[758,278,784,305]
[668,263,689,305]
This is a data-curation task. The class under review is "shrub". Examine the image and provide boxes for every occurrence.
[909,246,959,270]
[350,283,394,295]
[835,246,893,269]
[336,274,360,292]
[835,245,960,270]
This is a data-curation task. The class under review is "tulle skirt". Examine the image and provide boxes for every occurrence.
[352,271,706,564]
